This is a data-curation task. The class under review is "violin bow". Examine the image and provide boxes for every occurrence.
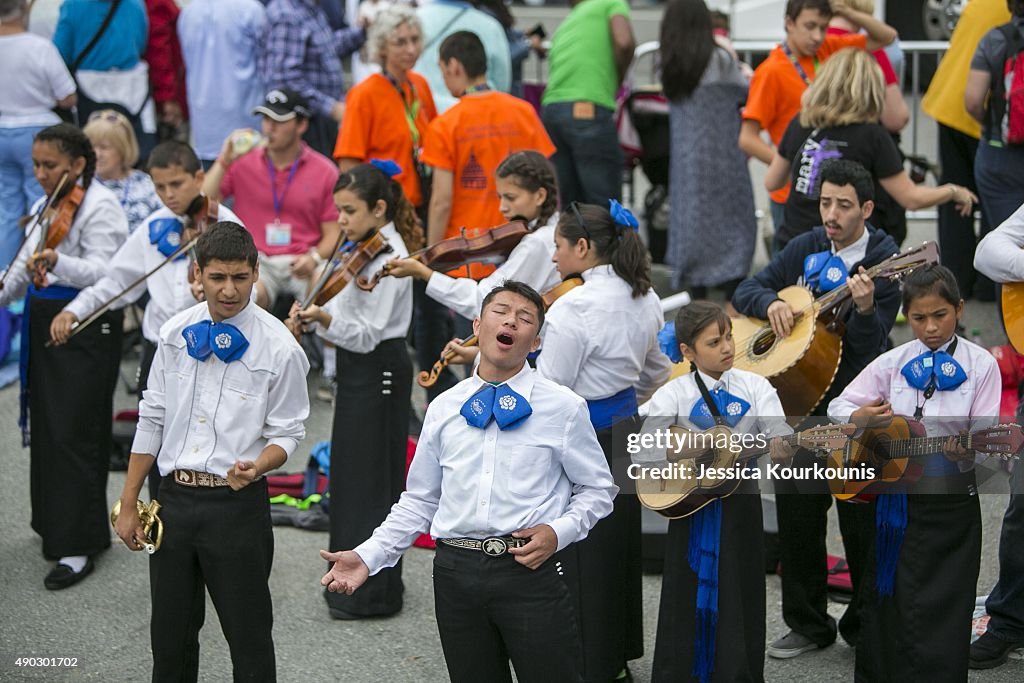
[47,234,201,347]
[0,173,69,292]
[297,234,355,312]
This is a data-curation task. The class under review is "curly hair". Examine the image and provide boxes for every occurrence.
[367,6,423,68]
[495,151,559,226]
[35,123,98,190]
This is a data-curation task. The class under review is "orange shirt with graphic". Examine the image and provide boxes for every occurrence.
[334,71,438,207]
[743,33,866,203]
[421,90,555,278]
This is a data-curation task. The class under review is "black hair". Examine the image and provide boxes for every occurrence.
[481,280,546,330]
[819,158,875,205]
[34,123,97,190]
[196,221,259,269]
[661,0,715,101]
[1011,0,1024,17]
[495,151,559,226]
[785,0,832,21]
[147,140,202,174]
[556,203,653,299]
[674,300,732,348]
[439,31,488,79]
[710,9,730,32]
[900,264,962,312]
[334,163,425,250]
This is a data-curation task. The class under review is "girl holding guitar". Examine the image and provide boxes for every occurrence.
[0,123,129,589]
[639,301,793,682]
[827,264,1001,681]
[289,162,422,620]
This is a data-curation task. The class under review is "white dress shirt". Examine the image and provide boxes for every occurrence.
[353,363,618,575]
[0,182,128,305]
[635,367,792,465]
[63,204,243,344]
[132,300,311,477]
[975,202,1024,283]
[828,336,1001,438]
[537,264,672,403]
[315,222,412,354]
[424,213,561,320]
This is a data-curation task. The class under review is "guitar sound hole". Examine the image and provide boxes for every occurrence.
[752,328,777,356]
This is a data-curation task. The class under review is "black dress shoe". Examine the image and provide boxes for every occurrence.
[970,631,1024,669]
[43,558,94,590]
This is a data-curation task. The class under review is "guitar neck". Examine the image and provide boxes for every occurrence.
[885,433,969,458]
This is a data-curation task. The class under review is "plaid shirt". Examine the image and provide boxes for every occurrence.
[264,0,366,117]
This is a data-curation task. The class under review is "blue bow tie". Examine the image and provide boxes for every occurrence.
[149,217,187,259]
[690,389,751,430]
[901,350,967,392]
[460,383,532,430]
[803,250,848,293]
[182,320,249,363]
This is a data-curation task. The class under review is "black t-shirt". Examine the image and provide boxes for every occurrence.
[777,119,904,245]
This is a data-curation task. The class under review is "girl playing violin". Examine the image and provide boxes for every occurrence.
[537,201,672,682]
[638,301,793,682]
[0,122,129,589]
[827,264,1001,681]
[384,150,561,321]
[289,161,422,620]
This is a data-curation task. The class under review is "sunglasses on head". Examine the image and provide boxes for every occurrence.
[88,110,131,127]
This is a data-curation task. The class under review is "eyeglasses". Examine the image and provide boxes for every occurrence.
[87,109,131,128]
[568,201,592,243]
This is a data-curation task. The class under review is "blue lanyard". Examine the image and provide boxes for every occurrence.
[464,83,491,95]
[266,155,301,219]
[781,43,817,86]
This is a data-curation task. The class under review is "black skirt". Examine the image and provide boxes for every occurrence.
[326,337,412,617]
[28,295,122,559]
[562,419,644,681]
[652,482,766,683]
[856,483,981,682]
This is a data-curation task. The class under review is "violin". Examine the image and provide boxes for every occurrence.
[27,173,83,289]
[0,173,72,292]
[183,195,220,284]
[357,220,530,291]
[417,275,584,388]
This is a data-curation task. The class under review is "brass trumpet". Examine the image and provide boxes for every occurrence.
[110,500,164,554]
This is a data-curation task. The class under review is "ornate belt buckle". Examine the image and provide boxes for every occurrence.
[481,537,508,557]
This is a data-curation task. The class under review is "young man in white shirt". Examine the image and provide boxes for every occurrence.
[114,221,310,682]
[320,281,617,682]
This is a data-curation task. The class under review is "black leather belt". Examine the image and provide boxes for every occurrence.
[439,536,527,557]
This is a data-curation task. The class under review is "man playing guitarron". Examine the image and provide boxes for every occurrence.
[732,158,900,658]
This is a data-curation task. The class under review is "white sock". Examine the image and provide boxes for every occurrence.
[322,346,336,379]
[58,555,88,573]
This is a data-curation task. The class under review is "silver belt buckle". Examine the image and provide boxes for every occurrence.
[481,537,509,557]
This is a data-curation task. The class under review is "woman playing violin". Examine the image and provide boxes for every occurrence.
[289,162,421,620]
[0,123,129,590]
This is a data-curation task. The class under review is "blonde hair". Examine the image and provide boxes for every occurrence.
[800,48,885,129]
[367,6,423,68]
[83,110,139,170]
[845,0,875,14]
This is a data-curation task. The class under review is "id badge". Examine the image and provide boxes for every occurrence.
[266,221,292,247]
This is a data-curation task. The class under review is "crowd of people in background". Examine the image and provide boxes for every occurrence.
[3,0,1024,681]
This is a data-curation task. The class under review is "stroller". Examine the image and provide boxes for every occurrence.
[617,42,670,264]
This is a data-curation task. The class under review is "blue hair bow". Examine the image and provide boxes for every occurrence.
[658,320,683,363]
[608,199,639,231]
[369,158,402,178]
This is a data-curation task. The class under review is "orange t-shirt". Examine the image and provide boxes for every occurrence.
[334,71,438,207]
[743,33,866,203]
[421,90,556,278]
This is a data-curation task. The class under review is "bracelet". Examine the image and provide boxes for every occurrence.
[949,184,958,202]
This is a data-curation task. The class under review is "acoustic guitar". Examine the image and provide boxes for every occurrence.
[825,416,1024,502]
[1001,281,1024,354]
[636,422,855,519]
[670,242,940,415]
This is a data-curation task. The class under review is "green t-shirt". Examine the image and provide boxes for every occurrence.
[542,0,631,110]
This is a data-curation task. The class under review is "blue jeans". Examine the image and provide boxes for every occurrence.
[975,142,1024,229]
[0,126,45,266]
[541,101,623,206]
[985,400,1024,641]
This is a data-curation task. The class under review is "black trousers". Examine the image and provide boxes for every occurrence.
[856,490,981,682]
[139,338,162,503]
[652,486,766,683]
[150,477,276,683]
[28,297,122,559]
[936,123,993,300]
[775,449,875,647]
[432,544,583,683]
